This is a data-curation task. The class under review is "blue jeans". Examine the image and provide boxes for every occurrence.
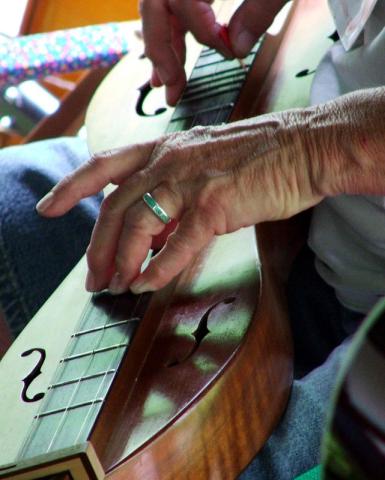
[238,339,350,480]
[0,138,360,479]
[0,137,102,337]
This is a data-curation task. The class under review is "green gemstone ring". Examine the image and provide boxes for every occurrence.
[142,192,171,224]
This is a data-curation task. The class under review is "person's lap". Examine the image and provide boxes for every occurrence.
[238,338,350,479]
[0,137,102,337]
[0,138,358,479]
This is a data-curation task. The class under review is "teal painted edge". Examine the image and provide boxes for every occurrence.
[295,465,322,480]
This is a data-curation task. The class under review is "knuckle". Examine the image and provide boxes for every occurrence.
[87,152,110,170]
[167,233,190,255]
[85,150,116,178]
[54,173,73,192]
[99,195,119,217]
[195,181,227,232]
[196,180,219,210]
[124,208,148,231]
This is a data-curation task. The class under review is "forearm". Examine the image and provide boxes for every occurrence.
[304,87,385,198]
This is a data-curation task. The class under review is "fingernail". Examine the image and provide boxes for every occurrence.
[130,278,154,295]
[234,30,255,57]
[109,272,127,295]
[86,270,97,292]
[36,191,54,213]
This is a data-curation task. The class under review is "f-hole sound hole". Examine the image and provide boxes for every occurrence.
[166,297,236,367]
[295,69,316,78]
[21,347,46,403]
[136,80,167,117]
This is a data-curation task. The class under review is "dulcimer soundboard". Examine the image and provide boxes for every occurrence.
[0,1,334,479]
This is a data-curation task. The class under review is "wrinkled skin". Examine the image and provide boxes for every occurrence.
[37,88,385,295]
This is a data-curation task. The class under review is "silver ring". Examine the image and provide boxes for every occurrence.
[142,192,171,224]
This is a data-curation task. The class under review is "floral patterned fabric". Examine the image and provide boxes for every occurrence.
[0,22,131,86]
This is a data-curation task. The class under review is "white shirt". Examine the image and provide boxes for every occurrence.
[308,0,385,313]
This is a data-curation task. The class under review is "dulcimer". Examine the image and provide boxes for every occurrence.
[322,297,385,480]
[0,0,333,478]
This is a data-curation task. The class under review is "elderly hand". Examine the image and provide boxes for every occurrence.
[140,0,286,105]
[36,110,324,295]
[36,88,385,295]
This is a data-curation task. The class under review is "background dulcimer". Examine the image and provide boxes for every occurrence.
[0,0,334,479]
[323,297,385,480]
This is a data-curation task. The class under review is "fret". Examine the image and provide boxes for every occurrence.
[58,343,127,384]
[22,402,101,459]
[193,41,260,70]
[79,290,140,331]
[182,73,246,101]
[49,369,116,389]
[18,291,147,461]
[43,372,115,419]
[198,47,216,57]
[194,56,229,69]
[168,95,237,131]
[72,318,138,337]
[190,104,233,127]
[188,65,246,86]
[168,39,263,134]
[190,56,252,81]
[36,399,104,419]
[179,84,243,111]
[171,102,235,123]
[168,103,234,132]
[69,323,137,357]
[63,342,130,362]
[194,48,228,65]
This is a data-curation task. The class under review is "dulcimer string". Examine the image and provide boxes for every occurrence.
[17,39,262,462]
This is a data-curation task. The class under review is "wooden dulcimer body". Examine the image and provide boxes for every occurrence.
[0,1,334,478]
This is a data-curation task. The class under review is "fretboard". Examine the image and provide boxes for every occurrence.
[19,292,149,460]
[17,38,263,463]
[168,42,261,133]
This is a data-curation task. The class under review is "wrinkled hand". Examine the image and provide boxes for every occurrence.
[36,108,331,295]
[140,0,286,105]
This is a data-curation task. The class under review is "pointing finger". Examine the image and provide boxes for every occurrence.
[36,142,155,217]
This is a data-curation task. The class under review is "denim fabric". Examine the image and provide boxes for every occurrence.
[0,137,102,337]
[239,339,350,480]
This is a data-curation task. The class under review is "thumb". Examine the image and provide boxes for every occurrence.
[228,0,285,57]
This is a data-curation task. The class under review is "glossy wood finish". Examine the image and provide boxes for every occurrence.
[90,2,334,478]
[0,1,334,479]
